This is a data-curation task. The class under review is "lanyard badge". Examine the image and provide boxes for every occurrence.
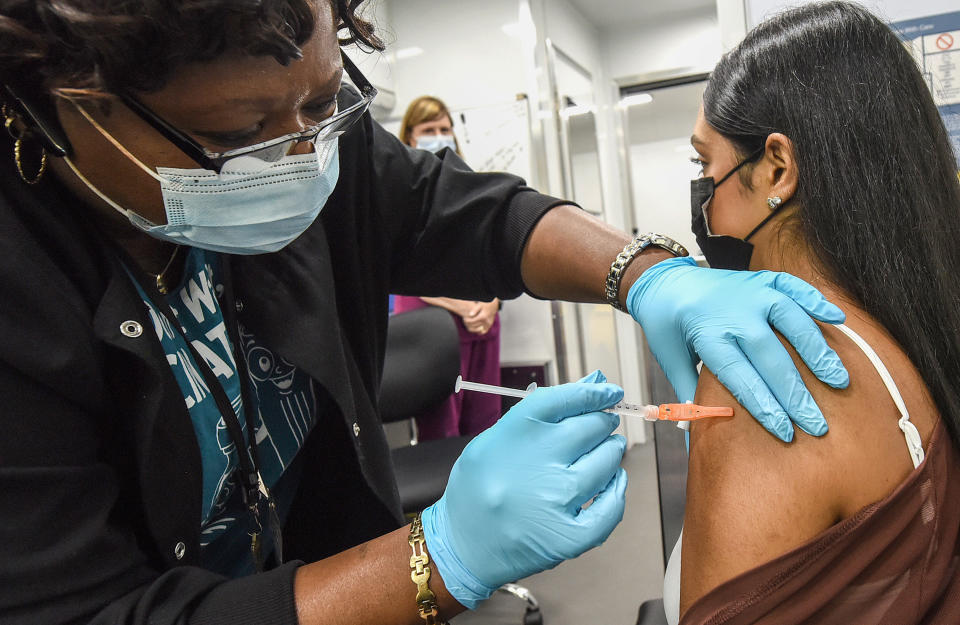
[130,255,284,571]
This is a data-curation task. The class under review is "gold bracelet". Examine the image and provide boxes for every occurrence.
[408,513,448,625]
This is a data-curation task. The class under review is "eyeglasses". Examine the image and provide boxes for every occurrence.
[118,50,377,173]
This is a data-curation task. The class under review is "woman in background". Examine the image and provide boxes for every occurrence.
[393,96,502,440]
[666,3,960,623]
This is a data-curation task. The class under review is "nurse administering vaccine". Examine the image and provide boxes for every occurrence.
[0,1,847,624]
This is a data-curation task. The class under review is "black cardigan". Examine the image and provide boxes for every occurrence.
[0,106,564,624]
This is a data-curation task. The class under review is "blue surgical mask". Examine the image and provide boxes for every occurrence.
[416,134,457,154]
[66,99,340,255]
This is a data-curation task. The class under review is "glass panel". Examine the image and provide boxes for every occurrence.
[552,45,621,384]
[566,111,605,216]
[624,80,707,256]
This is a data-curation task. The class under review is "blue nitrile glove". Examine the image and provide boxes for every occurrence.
[626,256,849,442]
[421,370,628,609]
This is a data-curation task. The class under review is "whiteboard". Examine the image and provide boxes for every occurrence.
[380,96,533,180]
[451,97,533,180]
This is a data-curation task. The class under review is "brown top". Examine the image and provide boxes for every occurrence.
[681,419,960,625]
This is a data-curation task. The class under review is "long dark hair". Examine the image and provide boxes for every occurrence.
[703,1,960,446]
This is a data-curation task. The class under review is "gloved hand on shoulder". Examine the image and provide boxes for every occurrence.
[421,370,628,609]
[627,256,850,442]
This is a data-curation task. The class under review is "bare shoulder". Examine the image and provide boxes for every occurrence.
[679,314,939,616]
[678,364,842,615]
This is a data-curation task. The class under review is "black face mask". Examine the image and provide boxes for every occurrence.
[690,146,787,270]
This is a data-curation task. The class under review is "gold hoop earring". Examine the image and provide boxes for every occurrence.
[4,104,47,185]
[14,137,48,185]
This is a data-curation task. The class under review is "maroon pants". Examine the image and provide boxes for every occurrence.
[392,296,501,440]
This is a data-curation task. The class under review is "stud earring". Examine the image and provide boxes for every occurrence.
[767,196,783,210]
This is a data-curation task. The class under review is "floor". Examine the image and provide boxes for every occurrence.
[451,440,666,625]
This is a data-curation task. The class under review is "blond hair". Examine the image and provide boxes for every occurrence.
[398,95,462,155]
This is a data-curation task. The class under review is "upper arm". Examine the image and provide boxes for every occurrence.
[678,318,934,617]
[678,367,844,616]
[365,119,555,301]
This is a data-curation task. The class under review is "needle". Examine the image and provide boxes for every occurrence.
[454,376,733,422]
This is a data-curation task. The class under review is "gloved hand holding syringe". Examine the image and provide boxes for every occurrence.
[455,376,734,422]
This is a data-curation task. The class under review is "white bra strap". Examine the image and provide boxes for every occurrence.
[834,323,924,468]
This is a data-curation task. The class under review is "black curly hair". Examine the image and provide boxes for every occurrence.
[0,0,383,95]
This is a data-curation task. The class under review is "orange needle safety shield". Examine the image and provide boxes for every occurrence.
[655,403,734,421]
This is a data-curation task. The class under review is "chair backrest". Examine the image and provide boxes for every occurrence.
[379,306,461,423]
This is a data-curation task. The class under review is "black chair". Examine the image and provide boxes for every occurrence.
[380,306,543,625]
[380,306,461,431]
[636,598,667,625]
[380,306,468,511]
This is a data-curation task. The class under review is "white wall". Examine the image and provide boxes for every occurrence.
[541,0,603,79]
[536,0,652,444]
[603,8,721,84]
[342,0,397,118]
[568,115,604,214]
[382,0,559,380]
[625,81,706,255]
[717,0,748,51]
[629,138,701,254]
[385,0,529,115]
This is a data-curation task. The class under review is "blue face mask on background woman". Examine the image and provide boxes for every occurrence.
[66,99,340,255]
[416,134,457,154]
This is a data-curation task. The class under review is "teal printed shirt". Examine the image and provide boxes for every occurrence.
[132,247,318,575]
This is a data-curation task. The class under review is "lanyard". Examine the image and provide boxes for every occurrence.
[128,253,282,571]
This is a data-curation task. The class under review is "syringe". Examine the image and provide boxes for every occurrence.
[455,376,733,422]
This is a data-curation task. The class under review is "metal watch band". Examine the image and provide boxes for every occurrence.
[409,514,449,625]
[604,233,689,312]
